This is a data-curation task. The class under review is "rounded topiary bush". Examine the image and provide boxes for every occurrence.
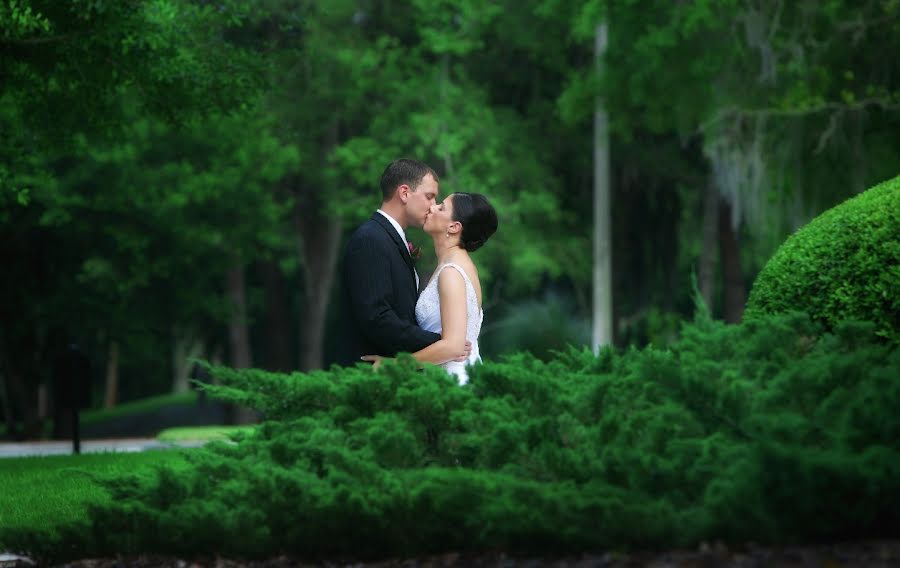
[746,174,900,342]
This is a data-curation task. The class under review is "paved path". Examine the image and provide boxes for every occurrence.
[0,438,208,458]
[0,552,34,566]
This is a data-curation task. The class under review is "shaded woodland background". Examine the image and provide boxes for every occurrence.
[2,0,899,438]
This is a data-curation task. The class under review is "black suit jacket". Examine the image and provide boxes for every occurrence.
[334,213,441,366]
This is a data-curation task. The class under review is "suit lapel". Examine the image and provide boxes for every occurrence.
[371,213,417,284]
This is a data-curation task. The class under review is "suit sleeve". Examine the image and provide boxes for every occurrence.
[345,235,441,355]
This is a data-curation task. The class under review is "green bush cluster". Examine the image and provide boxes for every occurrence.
[12,313,900,562]
[746,174,900,343]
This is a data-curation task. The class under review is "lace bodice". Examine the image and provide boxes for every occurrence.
[415,262,483,384]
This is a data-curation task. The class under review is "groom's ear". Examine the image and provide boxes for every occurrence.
[397,184,410,203]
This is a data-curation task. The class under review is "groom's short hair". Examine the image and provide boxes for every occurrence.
[380,159,439,201]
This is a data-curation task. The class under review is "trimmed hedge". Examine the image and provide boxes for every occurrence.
[7,313,899,562]
[745,174,900,343]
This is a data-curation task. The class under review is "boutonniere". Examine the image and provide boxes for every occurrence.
[407,240,421,261]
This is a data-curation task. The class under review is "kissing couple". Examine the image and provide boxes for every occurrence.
[335,159,498,384]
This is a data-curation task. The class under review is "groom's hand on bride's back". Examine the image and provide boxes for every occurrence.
[452,341,473,363]
[360,354,385,370]
[361,341,470,368]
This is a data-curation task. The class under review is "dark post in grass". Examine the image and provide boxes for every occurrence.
[52,343,92,454]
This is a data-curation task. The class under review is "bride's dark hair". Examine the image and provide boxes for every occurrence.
[451,193,498,252]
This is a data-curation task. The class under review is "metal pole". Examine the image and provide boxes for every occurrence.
[592,21,613,353]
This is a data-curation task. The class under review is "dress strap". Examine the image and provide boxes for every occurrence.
[436,263,481,311]
[436,262,471,286]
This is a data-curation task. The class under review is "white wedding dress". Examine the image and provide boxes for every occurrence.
[415,262,483,385]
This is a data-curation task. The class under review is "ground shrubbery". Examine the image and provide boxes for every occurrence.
[746,174,900,343]
[11,312,900,562]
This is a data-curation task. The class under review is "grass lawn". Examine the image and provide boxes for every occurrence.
[156,425,254,442]
[0,450,187,544]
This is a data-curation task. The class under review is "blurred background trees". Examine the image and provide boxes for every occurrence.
[1,0,897,437]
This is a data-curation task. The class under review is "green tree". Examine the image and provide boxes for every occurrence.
[0,0,269,436]
[560,0,900,325]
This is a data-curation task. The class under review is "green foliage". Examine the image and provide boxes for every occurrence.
[0,0,283,418]
[324,36,569,293]
[0,0,264,148]
[560,0,900,300]
[413,0,503,55]
[480,293,590,360]
[617,306,684,348]
[0,0,50,40]
[11,313,899,562]
[746,175,900,343]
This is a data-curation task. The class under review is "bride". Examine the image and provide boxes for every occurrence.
[362,192,498,384]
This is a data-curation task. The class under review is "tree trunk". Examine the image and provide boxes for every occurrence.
[0,337,39,439]
[260,261,293,372]
[103,340,119,408]
[226,261,256,424]
[698,179,720,312]
[3,371,37,439]
[172,327,204,393]
[0,340,16,438]
[295,207,342,371]
[851,110,866,194]
[226,262,253,369]
[294,118,343,372]
[718,198,746,323]
[9,371,39,439]
[0,370,14,438]
[592,21,614,352]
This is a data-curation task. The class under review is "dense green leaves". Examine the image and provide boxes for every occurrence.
[746,175,900,343]
[9,312,897,561]
[1,1,264,148]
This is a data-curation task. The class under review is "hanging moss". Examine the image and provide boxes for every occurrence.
[745,174,900,343]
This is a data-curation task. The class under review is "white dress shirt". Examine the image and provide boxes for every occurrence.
[376,209,419,289]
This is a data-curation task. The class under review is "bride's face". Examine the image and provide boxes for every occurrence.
[424,195,458,235]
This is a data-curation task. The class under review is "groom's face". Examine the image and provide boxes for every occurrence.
[405,173,439,228]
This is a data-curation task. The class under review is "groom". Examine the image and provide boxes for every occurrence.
[335,159,468,367]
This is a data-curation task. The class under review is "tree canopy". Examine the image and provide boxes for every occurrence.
[1,0,897,437]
